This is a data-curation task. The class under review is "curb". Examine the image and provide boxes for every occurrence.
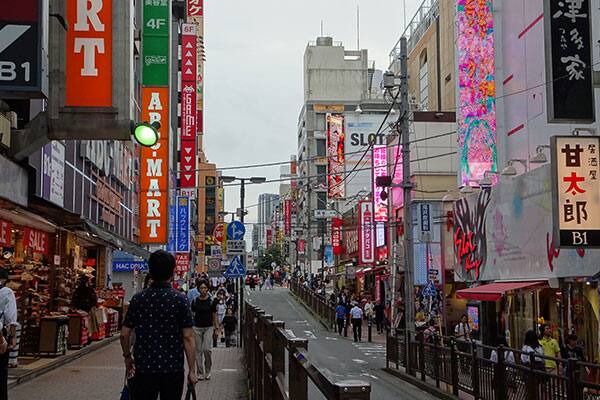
[8,335,119,389]
[382,367,458,400]
[288,291,333,331]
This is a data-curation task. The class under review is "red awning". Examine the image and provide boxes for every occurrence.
[456,281,546,302]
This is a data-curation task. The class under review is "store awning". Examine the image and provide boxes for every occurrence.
[456,281,546,301]
[84,220,150,259]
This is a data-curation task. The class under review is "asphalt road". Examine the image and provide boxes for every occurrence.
[247,287,436,400]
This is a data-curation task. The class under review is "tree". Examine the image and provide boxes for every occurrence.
[257,245,284,274]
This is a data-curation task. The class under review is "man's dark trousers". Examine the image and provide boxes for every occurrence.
[336,318,344,335]
[131,371,184,400]
[352,318,362,342]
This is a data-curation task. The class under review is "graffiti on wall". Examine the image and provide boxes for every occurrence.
[454,189,491,280]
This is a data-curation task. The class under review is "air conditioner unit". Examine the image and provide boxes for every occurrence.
[0,113,11,148]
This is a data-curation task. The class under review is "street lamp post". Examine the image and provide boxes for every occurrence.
[221,175,266,347]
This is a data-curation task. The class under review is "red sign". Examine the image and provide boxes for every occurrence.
[298,239,305,254]
[0,220,11,247]
[358,201,374,265]
[181,25,197,84]
[284,199,292,236]
[23,228,49,255]
[197,110,203,135]
[332,218,342,255]
[180,24,197,188]
[65,0,112,106]
[266,229,273,248]
[187,0,203,16]
[375,275,381,303]
[175,253,189,274]
[213,223,225,244]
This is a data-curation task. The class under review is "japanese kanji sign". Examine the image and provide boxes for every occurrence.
[552,136,600,247]
[545,0,595,122]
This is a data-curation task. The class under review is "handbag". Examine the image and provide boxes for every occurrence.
[119,376,130,400]
[184,383,197,400]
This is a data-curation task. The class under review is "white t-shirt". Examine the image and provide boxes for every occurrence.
[364,303,374,317]
[521,345,544,365]
[0,287,17,332]
[454,322,471,339]
[350,306,363,319]
[490,349,516,364]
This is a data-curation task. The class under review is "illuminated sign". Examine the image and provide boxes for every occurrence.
[66,0,112,106]
[140,87,170,243]
[372,145,388,222]
[327,114,345,199]
[142,0,169,86]
[187,0,203,16]
[552,136,600,247]
[457,0,497,186]
[332,218,342,255]
[0,220,11,247]
[180,23,197,188]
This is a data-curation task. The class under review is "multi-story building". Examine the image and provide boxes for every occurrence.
[257,193,279,252]
[297,36,388,276]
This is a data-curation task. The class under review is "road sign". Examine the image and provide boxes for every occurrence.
[226,240,245,255]
[210,245,222,257]
[422,281,437,297]
[208,258,221,271]
[314,209,338,219]
[213,223,225,244]
[227,221,245,240]
[224,255,246,278]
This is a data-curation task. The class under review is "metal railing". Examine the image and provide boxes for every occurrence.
[386,330,600,400]
[244,302,371,400]
[288,279,336,330]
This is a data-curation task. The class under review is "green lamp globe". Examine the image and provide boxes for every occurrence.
[132,121,161,147]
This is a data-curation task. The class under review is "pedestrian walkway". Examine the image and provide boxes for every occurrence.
[9,339,247,400]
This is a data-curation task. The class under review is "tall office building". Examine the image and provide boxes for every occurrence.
[257,193,280,251]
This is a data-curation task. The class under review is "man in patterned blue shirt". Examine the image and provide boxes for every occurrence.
[120,250,197,399]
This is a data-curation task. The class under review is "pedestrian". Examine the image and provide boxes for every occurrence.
[423,319,437,344]
[335,302,346,336]
[187,279,200,304]
[222,307,237,348]
[520,329,545,370]
[249,275,256,291]
[120,250,197,399]
[454,314,472,353]
[215,291,227,345]
[490,336,516,390]
[350,303,363,342]
[490,336,515,364]
[364,299,374,324]
[191,280,220,380]
[538,324,561,374]
[0,268,17,400]
[374,301,385,334]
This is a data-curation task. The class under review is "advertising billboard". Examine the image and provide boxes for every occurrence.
[457,0,497,186]
[187,0,203,16]
[180,23,197,188]
[176,196,190,252]
[66,0,112,106]
[358,201,374,264]
[139,87,170,243]
[327,114,345,199]
[372,145,388,222]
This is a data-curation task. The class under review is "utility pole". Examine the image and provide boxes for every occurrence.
[399,36,415,374]
[239,179,246,347]
[320,219,326,281]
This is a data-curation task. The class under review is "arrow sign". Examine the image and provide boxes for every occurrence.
[227,221,245,240]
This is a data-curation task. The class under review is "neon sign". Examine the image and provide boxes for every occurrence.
[454,227,482,279]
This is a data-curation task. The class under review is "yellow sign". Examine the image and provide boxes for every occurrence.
[314,104,344,113]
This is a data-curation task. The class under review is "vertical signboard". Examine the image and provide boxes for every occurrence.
[176,196,190,252]
[284,199,292,236]
[327,114,345,199]
[167,204,176,252]
[0,220,12,247]
[180,23,197,188]
[552,136,600,247]
[140,87,170,243]
[358,201,374,264]
[332,217,342,255]
[457,0,496,186]
[66,0,112,106]
[187,0,203,16]
[372,145,388,222]
[266,229,273,248]
[142,0,169,86]
[545,0,594,122]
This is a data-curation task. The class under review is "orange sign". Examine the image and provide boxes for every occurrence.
[139,87,170,243]
[65,0,112,106]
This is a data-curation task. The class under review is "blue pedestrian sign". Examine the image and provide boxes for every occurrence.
[227,221,245,240]
[224,255,246,278]
[422,281,437,297]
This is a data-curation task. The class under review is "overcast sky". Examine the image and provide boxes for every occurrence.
[204,0,420,230]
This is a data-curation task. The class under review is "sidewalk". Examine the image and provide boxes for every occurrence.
[194,347,247,399]
[8,335,119,389]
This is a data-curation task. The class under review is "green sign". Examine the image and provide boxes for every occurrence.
[142,0,170,86]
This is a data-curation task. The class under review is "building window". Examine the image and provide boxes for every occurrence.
[316,114,326,131]
[317,165,326,186]
[317,192,327,209]
[316,139,326,157]
[419,50,428,111]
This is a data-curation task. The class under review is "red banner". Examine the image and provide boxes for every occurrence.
[266,229,273,248]
[284,199,292,236]
[332,218,342,255]
[187,0,203,16]
[298,239,305,254]
[0,220,11,247]
[197,110,203,135]
[358,201,374,265]
[23,228,49,255]
[180,24,197,188]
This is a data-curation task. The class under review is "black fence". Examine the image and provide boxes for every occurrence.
[244,302,371,400]
[289,278,336,329]
[386,330,600,400]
